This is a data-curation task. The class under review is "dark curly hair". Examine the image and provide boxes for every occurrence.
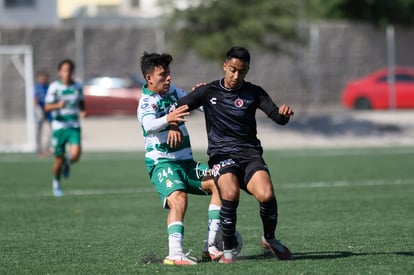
[140,52,173,80]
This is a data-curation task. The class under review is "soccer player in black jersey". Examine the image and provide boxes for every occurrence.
[175,46,294,263]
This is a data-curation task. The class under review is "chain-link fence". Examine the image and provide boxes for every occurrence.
[1,22,413,151]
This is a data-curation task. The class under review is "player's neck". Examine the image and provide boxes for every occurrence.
[60,79,74,86]
[147,85,166,95]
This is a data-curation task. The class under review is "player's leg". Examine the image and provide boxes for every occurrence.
[45,121,52,155]
[68,143,81,162]
[63,127,82,178]
[51,129,66,196]
[151,162,197,265]
[185,160,223,261]
[216,172,240,263]
[247,170,277,238]
[68,131,81,162]
[165,190,188,256]
[52,155,64,196]
[200,177,222,261]
[208,156,242,263]
[247,169,292,260]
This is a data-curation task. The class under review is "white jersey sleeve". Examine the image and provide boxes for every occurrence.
[45,82,58,104]
[137,94,169,134]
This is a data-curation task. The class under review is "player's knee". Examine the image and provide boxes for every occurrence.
[70,151,81,162]
[220,186,239,201]
[70,155,79,162]
[253,186,274,203]
[218,174,240,200]
[69,146,81,161]
[168,190,188,207]
[201,178,216,193]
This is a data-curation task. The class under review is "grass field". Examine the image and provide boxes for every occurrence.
[1,147,413,274]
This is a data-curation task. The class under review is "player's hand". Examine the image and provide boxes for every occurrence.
[167,124,183,148]
[279,104,294,117]
[191,83,206,91]
[167,105,189,123]
[58,100,66,109]
[80,111,87,118]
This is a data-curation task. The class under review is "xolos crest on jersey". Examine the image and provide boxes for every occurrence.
[235,98,244,108]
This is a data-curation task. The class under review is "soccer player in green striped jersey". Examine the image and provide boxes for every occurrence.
[44,59,86,197]
[137,52,222,265]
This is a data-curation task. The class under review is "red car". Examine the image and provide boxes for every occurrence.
[83,76,143,116]
[341,67,414,110]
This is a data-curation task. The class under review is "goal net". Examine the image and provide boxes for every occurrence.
[0,45,36,152]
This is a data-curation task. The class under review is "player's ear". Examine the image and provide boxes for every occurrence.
[145,73,151,83]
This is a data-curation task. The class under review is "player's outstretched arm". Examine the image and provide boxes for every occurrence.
[44,100,65,112]
[266,104,294,125]
[167,105,189,123]
[278,104,294,117]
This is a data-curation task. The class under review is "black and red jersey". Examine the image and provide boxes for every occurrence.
[177,78,289,157]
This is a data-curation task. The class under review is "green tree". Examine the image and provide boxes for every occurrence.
[164,0,302,61]
[307,0,414,27]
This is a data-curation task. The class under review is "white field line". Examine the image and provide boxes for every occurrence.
[1,178,413,199]
[1,147,414,163]
[278,178,413,189]
[271,148,414,158]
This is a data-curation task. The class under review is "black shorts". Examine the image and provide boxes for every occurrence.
[209,154,270,193]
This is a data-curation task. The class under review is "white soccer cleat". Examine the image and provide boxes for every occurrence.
[201,241,223,262]
[207,245,224,261]
[163,252,198,265]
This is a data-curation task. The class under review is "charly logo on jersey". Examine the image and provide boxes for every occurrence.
[234,98,244,108]
[210,97,217,104]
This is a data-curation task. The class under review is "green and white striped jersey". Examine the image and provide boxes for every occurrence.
[45,80,84,130]
[137,84,193,170]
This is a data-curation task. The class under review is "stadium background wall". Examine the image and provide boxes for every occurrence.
[1,21,414,111]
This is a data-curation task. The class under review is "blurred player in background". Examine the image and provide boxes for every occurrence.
[44,59,86,197]
[137,52,222,265]
[175,46,294,263]
[34,69,52,157]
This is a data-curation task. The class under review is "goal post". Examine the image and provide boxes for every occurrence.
[0,45,36,152]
